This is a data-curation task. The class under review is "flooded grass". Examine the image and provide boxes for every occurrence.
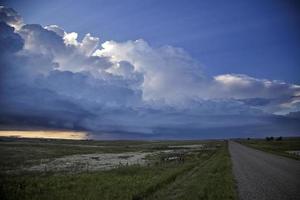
[25,152,150,173]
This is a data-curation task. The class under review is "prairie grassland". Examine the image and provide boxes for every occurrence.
[238,137,300,160]
[0,137,237,200]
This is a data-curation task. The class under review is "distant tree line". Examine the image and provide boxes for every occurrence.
[265,136,282,141]
[245,136,283,141]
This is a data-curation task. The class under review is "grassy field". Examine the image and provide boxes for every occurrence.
[144,144,236,200]
[0,137,237,200]
[237,137,300,160]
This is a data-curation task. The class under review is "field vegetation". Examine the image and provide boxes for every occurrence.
[0,137,237,200]
[238,137,300,160]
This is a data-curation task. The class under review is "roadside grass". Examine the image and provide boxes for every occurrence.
[0,164,192,200]
[238,137,300,160]
[145,143,237,200]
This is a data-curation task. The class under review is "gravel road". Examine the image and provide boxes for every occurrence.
[229,141,300,200]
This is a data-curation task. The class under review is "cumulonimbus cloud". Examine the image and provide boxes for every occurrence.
[0,6,299,138]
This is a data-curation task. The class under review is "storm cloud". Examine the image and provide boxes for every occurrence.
[0,6,299,139]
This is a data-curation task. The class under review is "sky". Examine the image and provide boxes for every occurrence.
[0,0,300,139]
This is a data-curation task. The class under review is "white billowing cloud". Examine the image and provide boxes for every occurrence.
[80,33,99,56]
[93,40,300,113]
[94,39,205,104]
[63,32,79,46]
[212,74,300,114]
[44,25,65,37]
[19,24,65,56]
[62,31,99,56]
[276,95,300,115]
[215,74,253,87]
[16,23,112,77]
[213,74,300,99]
[106,61,135,77]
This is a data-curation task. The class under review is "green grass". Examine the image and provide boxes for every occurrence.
[0,165,190,200]
[238,137,300,160]
[144,143,237,200]
[0,138,237,200]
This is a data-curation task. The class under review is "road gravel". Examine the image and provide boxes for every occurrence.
[229,141,300,200]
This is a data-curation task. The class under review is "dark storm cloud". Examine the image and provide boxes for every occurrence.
[0,22,23,53]
[239,98,271,106]
[0,6,22,28]
[0,7,299,139]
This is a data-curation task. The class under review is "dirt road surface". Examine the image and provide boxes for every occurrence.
[229,141,300,200]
